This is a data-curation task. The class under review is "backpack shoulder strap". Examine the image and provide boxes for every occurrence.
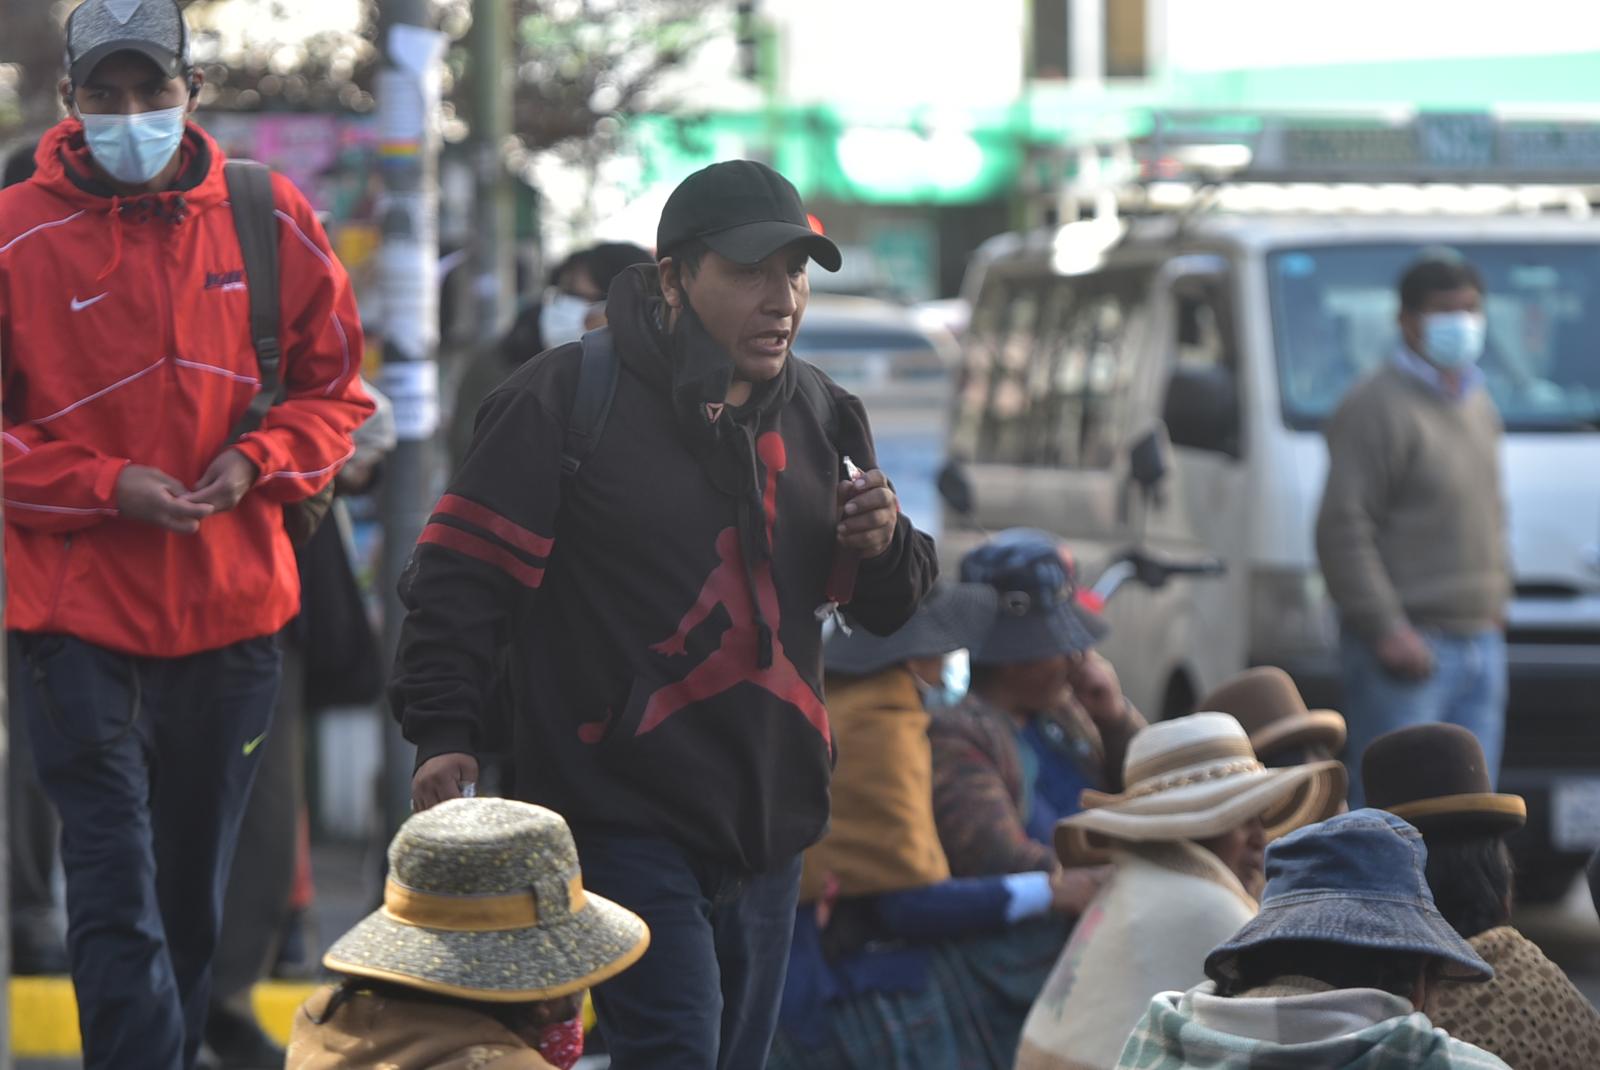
[224,159,283,440]
[794,359,841,447]
[561,328,620,479]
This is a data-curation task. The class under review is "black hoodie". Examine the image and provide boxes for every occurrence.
[392,266,937,871]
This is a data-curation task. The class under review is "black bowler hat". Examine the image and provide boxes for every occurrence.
[656,160,842,273]
[1362,723,1526,837]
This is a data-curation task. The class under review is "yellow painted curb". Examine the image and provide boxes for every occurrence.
[12,977,596,1055]
[12,976,80,1058]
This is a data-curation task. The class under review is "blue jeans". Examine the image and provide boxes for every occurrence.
[1340,628,1506,808]
[11,632,281,1070]
[575,832,802,1070]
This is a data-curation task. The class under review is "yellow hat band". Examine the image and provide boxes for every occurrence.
[381,875,587,933]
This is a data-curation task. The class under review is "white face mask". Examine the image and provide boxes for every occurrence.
[539,293,592,349]
[1421,310,1487,369]
[80,104,187,186]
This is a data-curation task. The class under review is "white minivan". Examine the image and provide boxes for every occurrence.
[940,204,1600,892]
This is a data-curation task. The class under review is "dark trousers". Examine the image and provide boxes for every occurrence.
[11,632,281,1070]
[576,832,802,1070]
[8,679,62,943]
[209,640,304,1040]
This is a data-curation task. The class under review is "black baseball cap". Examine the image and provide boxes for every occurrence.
[657,160,842,273]
[66,0,190,88]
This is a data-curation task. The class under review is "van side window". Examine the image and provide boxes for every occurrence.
[953,270,1147,468]
[1075,288,1139,468]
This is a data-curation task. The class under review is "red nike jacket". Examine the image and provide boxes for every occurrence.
[0,119,373,658]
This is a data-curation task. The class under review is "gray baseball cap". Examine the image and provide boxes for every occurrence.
[65,0,191,87]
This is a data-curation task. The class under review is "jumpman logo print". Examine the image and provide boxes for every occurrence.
[637,432,831,744]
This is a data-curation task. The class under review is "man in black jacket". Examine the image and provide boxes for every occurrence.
[392,160,937,1069]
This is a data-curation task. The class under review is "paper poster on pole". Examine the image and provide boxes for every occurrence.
[378,359,440,442]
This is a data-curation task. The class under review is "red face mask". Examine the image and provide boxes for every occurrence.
[536,1016,585,1070]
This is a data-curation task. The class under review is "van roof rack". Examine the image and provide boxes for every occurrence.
[1055,109,1600,220]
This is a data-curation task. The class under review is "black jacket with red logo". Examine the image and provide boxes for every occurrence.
[392,266,937,872]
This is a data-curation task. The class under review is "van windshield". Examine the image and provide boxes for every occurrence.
[1269,243,1600,432]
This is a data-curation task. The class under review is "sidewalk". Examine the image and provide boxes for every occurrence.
[13,838,378,1069]
[12,839,609,1068]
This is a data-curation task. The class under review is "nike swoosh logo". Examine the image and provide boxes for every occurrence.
[70,293,109,312]
[242,731,269,757]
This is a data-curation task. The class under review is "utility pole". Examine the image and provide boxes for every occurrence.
[375,0,447,842]
[470,0,515,343]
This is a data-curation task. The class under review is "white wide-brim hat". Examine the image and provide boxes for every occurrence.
[1056,711,1346,867]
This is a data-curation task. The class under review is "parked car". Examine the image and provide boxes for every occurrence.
[792,295,958,537]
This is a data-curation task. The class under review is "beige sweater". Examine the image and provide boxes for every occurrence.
[1014,841,1259,1070]
[1316,362,1509,642]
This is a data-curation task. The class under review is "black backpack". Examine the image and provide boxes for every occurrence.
[223,160,335,546]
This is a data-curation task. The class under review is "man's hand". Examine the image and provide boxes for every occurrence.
[116,465,216,534]
[1066,651,1129,732]
[185,448,259,513]
[1375,624,1434,680]
[412,753,480,812]
[1049,864,1110,915]
[837,468,898,559]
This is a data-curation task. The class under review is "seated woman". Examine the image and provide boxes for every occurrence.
[1363,722,1600,1070]
[288,798,648,1069]
[930,529,1146,879]
[1014,712,1345,1070]
[771,582,1100,1070]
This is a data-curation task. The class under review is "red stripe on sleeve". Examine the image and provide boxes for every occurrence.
[433,493,554,559]
[419,523,546,589]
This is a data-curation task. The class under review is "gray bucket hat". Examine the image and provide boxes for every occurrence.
[1205,809,1493,986]
[824,581,997,677]
[324,798,649,1001]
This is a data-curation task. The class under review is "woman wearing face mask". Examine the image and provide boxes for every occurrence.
[1315,252,1510,809]
[447,242,651,472]
[288,798,649,1070]
[928,530,1146,880]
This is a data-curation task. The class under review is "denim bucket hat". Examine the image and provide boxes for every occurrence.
[1204,809,1493,985]
[960,529,1108,665]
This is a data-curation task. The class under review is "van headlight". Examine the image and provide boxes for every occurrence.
[1249,568,1339,662]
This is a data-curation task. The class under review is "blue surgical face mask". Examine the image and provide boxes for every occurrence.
[1421,310,1486,369]
[79,105,187,186]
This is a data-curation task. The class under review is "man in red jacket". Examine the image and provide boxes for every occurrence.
[0,3,372,1067]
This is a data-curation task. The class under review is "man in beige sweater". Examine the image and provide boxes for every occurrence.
[1315,254,1510,807]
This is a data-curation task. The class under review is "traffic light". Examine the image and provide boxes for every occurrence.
[737,1,760,81]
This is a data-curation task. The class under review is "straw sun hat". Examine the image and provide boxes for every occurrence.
[1055,712,1346,867]
[323,798,649,1002]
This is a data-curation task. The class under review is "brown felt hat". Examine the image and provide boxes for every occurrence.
[1361,723,1526,837]
[1199,667,1345,763]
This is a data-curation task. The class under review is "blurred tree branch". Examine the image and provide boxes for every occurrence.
[3,0,719,175]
